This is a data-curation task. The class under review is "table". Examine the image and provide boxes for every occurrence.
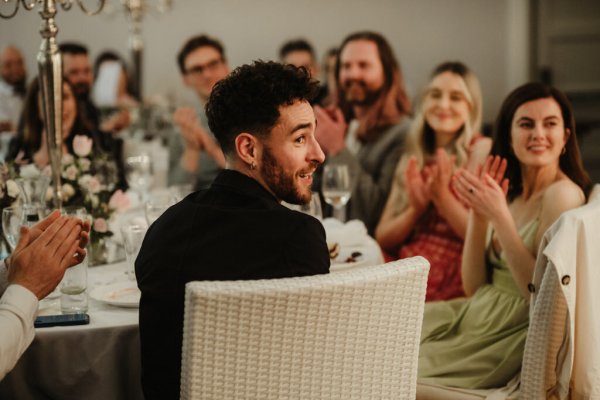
[0,220,384,400]
[0,261,143,400]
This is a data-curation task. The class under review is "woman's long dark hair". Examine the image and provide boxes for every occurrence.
[491,82,592,201]
[20,77,95,155]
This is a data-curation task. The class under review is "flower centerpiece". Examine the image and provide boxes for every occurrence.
[0,163,20,210]
[47,135,130,264]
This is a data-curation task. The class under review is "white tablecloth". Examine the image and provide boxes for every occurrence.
[0,261,143,400]
[0,219,384,400]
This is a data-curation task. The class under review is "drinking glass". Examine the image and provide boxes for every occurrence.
[126,153,154,202]
[145,191,176,225]
[322,164,352,222]
[2,207,25,251]
[283,192,323,220]
[169,183,193,202]
[121,224,147,281]
[60,207,88,314]
[301,193,323,220]
[16,176,51,207]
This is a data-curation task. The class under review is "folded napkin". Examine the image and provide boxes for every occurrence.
[322,218,369,247]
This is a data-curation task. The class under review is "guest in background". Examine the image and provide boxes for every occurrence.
[418,82,592,388]
[168,34,227,190]
[279,38,327,105]
[314,31,411,235]
[0,46,27,134]
[0,211,89,380]
[92,50,137,110]
[376,62,490,301]
[137,61,329,400]
[60,42,130,135]
[321,47,339,106]
[7,77,97,167]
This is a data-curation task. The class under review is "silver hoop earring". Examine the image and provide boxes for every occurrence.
[250,161,256,170]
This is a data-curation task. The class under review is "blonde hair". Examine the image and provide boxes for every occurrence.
[390,62,482,215]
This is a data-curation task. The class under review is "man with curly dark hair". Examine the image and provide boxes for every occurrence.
[136,61,329,400]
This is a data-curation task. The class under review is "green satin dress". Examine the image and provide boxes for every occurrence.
[417,218,539,388]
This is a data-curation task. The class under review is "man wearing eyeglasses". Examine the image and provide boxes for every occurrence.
[169,35,228,190]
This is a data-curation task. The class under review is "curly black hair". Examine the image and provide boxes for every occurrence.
[206,60,319,155]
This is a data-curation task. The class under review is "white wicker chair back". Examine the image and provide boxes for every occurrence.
[180,257,430,400]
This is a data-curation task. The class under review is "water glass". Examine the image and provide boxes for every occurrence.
[169,183,193,202]
[322,164,352,222]
[282,192,323,220]
[144,190,176,225]
[126,153,154,202]
[60,207,88,314]
[121,224,147,281]
[15,176,51,206]
[2,207,24,251]
[300,193,323,220]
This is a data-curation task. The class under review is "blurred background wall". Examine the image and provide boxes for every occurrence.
[0,0,531,125]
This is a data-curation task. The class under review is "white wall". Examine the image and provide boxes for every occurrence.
[0,0,530,124]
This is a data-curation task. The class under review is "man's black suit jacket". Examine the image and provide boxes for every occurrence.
[136,169,330,400]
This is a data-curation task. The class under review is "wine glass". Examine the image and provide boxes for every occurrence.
[2,207,25,251]
[126,153,154,203]
[322,164,352,222]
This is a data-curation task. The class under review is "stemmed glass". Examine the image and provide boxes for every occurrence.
[126,153,154,203]
[322,164,352,222]
[2,207,25,251]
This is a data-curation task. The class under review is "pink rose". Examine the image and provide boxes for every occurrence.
[73,135,93,157]
[108,189,130,213]
[93,218,108,233]
[87,176,102,194]
[63,165,78,181]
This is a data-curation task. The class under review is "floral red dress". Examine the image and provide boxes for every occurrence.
[397,205,464,301]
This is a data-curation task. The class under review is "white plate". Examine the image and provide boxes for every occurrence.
[90,281,140,308]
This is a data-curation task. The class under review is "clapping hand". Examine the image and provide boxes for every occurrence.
[453,155,510,221]
[314,105,347,156]
[174,107,208,151]
[404,156,431,214]
[427,148,456,207]
[7,211,91,300]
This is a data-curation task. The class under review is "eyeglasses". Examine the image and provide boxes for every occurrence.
[185,58,224,76]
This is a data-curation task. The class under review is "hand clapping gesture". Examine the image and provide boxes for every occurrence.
[314,105,347,156]
[404,156,431,215]
[453,155,510,222]
[426,148,456,208]
[173,107,209,151]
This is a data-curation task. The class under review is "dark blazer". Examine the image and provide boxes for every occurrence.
[136,169,330,400]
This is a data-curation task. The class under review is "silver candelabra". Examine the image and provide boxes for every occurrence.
[1,0,105,208]
[119,0,173,100]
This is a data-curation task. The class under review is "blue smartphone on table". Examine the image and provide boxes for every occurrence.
[34,313,90,328]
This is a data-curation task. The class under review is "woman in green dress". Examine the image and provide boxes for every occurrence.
[417,82,592,388]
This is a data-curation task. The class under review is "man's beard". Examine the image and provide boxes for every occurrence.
[71,82,90,99]
[260,145,313,205]
[10,77,26,98]
[342,80,383,107]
